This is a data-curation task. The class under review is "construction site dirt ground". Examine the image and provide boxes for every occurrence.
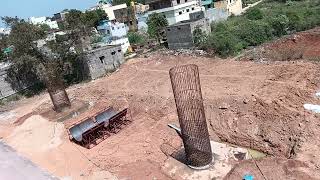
[1,29,320,179]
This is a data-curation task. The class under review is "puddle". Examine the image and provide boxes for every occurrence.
[247,149,267,159]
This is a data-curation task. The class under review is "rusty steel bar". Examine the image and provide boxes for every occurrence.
[169,64,212,168]
[48,88,71,112]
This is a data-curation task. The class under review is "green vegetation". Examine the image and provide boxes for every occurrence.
[147,13,168,43]
[1,9,107,96]
[246,8,264,20]
[199,0,320,57]
[128,31,147,45]
[39,24,51,32]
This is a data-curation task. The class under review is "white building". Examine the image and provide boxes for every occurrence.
[97,20,127,38]
[0,28,11,35]
[97,20,130,52]
[145,0,204,25]
[29,16,59,29]
[90,3,128,21]
[108,38,130,53]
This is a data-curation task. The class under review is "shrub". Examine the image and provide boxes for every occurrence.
[235,21,273,47]
[246,8,264,20]
[193,28,207,47]
[128,32,146,44]
[285,11,303,31]
[268,14,290,37]
[206,31,243,57]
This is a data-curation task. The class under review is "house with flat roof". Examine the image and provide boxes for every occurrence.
[90,3,138,31]
[166,11,211,49]
[83,45,125,79]
[29,17,59,29]
[214,0,243,15]
[145,0,205,25]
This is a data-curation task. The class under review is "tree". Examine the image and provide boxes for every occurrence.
[147,13,168,43]
[1,16,22,27]
[39,24,51,32]
[62,9,108,52]
[193,28,207,47]
[0,35,9,61]
[3,17,71,111]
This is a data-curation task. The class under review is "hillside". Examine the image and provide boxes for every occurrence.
[199,0,320,57]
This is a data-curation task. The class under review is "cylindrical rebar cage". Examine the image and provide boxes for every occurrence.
[169,64,212,168]
[48,88,71,112]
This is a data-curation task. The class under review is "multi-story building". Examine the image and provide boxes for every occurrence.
[145,0,204,25]
[97,20,130,52]
[90,3,138,31]
[97,20,127,37]
[29,17,59,29]
[213,0,243,15]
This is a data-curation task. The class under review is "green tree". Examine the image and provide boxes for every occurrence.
[39,24,51,32]
[147,13,168,43]
[0,35,9,61]
[193,28,207,47]
[62,9,108,52]
[2,17,73,107]
[1,16,22,27]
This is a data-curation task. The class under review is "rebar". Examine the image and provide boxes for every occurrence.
[48,88,71,112]
[169,64,212,168]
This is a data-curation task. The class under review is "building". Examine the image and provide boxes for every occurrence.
[145,0,204,25]
[97,20,127,37]
[97,20,131,52]
[53,11,69,23]
[103,37,131,53]
[135,3,150,14]
[0,63,18,99]
[29,17,59,29]
[201,0,214,9]
[90,3,138,31]
[83,45,125,80]
[214,0,242,15]
[166,12,211,49]
[0,28,11,36]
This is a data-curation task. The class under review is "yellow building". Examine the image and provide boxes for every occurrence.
[214,0,243,15]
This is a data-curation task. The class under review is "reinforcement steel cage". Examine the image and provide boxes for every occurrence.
[169,64,212,168]
[48,88,71,112]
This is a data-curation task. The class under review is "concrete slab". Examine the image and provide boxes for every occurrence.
[0,141,59,180]
[161,141,252,180]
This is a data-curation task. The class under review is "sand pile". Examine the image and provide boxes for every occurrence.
[6,115,64,153]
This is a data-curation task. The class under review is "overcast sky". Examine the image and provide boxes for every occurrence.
[0,0,98,27]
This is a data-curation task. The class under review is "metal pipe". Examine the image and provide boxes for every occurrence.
[169,64,212,169]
